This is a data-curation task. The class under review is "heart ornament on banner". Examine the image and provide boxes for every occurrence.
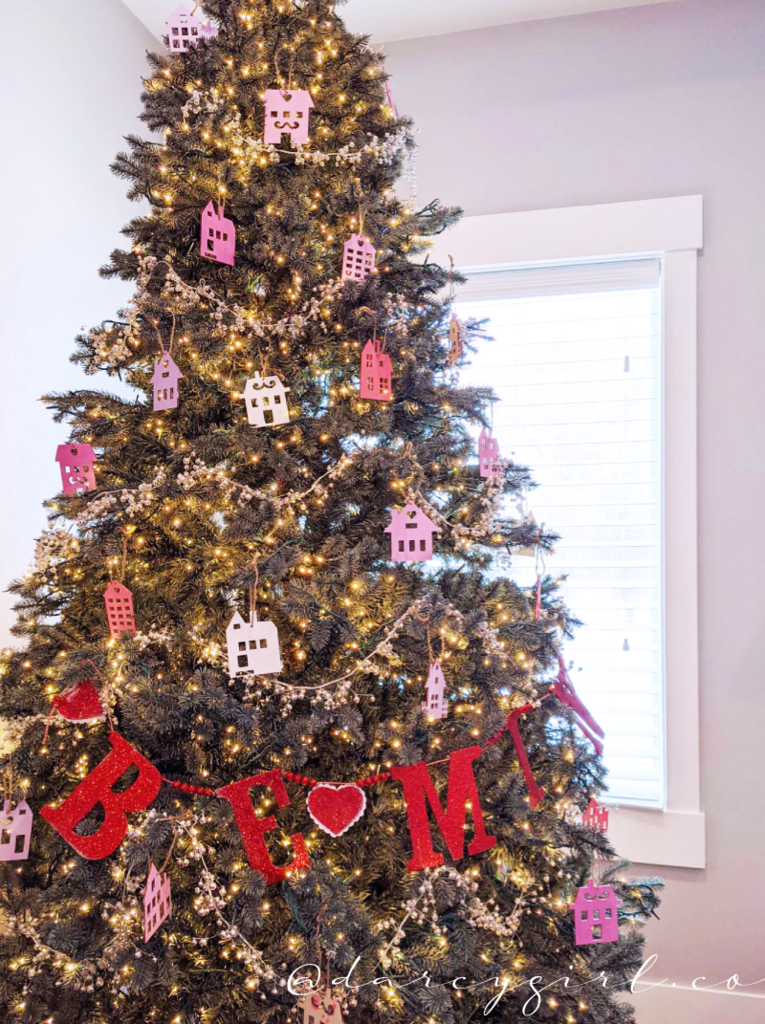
[52,680,105,723]
[306,784,367,837]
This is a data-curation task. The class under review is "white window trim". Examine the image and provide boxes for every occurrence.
[429,195,704,869]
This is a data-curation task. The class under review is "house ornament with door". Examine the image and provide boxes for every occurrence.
[384,502,441,562]
[0,800,33,862]
[226,611,283,677]
[200,201,236,266]
[447,315,463,365]
[569,879,622,946]
[478,426,501,478]
[244,372,291,427]
[297,989,344,1024]
[421,660,447,720]
[165,4,218,53]
[341,233,377,283]
[56,443,97,494]
[359,338,393,401]
[263,89,314,145]
[151,351,183,411]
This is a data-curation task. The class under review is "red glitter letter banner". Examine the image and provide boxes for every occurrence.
[391,745,497,872]
[216,769,311,885]
[40,732,162,859]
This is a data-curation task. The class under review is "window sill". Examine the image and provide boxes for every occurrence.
[607,806,706,869]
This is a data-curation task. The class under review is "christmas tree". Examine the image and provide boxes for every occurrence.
[0,2,661,1022]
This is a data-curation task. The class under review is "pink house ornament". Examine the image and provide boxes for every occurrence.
[569,879,622,946]
[151,351,183,411]
[104,581,136,638]
[263,89,314,145]
[200,201,236,266]
[297,990,344,1024]
[421,660,447,720]
[384,502,440,562]
[478,427,501,478]
[341,234,377,283]
[0,800,33,862]
[143,863,172,942]
[583,797,609,833]
[56,443,97,495]
[359,339,393,401]
[165,4,218,53]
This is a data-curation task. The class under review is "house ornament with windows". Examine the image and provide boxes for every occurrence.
[263,89,315,145]
[151,351,183,411]
[243,372,291,428]
[297,989,344,1024]
[384,502,441,563]
[359,338,393,401]
[200,201,235,266]
[0,799,33,862]
[165,4,218,53]
[55,443,97,495]
[478,426,501,478]
[421,660,448,720]
[143,863,172,942]
[583,797,609,833]
[226,610,283,678]
[341,233,377,283]
[569,879,622,946]
[103,581,136,638]
[447,315,463,366]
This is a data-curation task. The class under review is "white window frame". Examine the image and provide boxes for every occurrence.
[429,195,704,869]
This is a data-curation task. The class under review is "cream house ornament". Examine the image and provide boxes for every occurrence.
[226,611,283,677]
[243,372,291,427]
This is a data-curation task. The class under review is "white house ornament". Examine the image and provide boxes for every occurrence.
[263,88,314,146]
[384,502,441,562]
[243,372,291,428]
[227,610,283,677]
[306,784,367,838]
[341,233,377,283]
[297,990,344,1024]
[0,799,33,862]
[143,862,172,942]
[151,351,183,411]
[421,660,447,720]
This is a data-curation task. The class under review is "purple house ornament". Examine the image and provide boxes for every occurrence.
[263,89,314,145]
[478,427,501,478]
[200,201,236,266]
[165,5,218,53]
[384,502,440,562]
[151,351,183,411]
[56,443,97,494]
[341,234,377,283]
[569,879,622,946]
[0,799,33,862]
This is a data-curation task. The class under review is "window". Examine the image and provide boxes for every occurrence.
[431,195,704,868]
[456,258,664,807]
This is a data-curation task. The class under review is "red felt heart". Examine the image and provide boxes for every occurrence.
[52,680,105,723]
[306,784,366,838]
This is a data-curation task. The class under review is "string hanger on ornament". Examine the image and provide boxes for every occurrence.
[447,254,457,305]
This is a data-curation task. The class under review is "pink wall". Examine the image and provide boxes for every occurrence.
[387,0,765,1005]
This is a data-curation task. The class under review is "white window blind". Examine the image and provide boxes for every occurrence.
[457,258,664,808]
